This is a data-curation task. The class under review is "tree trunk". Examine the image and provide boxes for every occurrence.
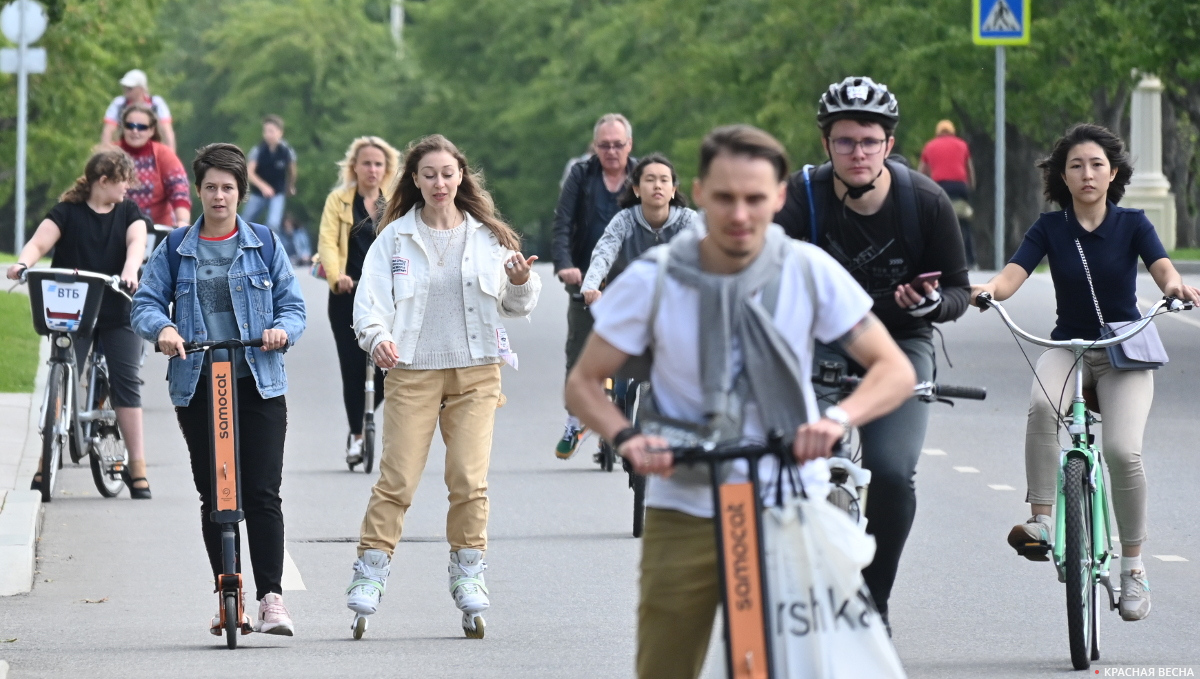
[964,123,1045,269]
[1162,96,1197,248]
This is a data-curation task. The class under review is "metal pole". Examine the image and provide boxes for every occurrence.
[993,45,1005,271]
[15,0,28,254]
[390,0,403,52]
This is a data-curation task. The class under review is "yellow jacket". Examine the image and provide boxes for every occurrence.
[316,186,356,292]
[316,186,385,293]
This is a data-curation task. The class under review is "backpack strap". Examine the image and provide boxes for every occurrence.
[164,222,276,292]
[645,245,670,351]
[884,158,923,263]
[801,164,818,244]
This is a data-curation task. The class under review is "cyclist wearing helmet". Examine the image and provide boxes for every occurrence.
[774,76,970,629]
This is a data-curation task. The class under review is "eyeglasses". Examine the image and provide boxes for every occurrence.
[830,137,886,156]
[124,122,152,132]
[596,141,628,152]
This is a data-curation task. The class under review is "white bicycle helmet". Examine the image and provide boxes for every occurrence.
[817,76,899,127]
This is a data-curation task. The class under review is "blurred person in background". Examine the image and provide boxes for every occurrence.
[316,136,400,466]
[102,69,176,151]
[117,103,191,227]
[919,119,976,267]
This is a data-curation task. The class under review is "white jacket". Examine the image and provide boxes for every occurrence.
[353,208,542,364]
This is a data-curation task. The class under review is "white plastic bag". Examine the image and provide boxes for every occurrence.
[763,489,906,679]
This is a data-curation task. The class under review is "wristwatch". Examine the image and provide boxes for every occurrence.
[823,406,853,438]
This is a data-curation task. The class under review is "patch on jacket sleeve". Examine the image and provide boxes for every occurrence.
[391,256,410,276]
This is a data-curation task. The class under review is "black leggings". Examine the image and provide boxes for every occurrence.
[176,376,287,601]
[328,290,383,435]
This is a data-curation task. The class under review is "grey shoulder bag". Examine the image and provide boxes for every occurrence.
[1074,237,1167,370]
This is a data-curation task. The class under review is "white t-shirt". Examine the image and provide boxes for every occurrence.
[590,240,873,519]
[104,94,172,124]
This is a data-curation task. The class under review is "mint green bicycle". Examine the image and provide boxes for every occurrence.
[976,292,1191,671]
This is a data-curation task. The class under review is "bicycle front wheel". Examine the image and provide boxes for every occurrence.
[1063,456,1094,670]
[40,364,70,503]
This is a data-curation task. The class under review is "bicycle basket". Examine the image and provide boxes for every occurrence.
[25,270,106,336]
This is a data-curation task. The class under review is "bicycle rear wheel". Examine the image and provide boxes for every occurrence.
[40,364,70,503]
[631,472,646,538]
[89,371,126,497]
[1063,456,1094,670]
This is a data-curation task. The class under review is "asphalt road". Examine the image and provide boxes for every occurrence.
[1,266,1198,678]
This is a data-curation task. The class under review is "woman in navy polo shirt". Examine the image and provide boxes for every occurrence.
[971,123,1199,622]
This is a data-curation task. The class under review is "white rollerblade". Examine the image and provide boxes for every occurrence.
[346,549,390,639]
[449,549,489,639]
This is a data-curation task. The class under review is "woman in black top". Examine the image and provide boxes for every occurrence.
[7,148,151,497]
[315,136,400,465]
[972,124,1199,621]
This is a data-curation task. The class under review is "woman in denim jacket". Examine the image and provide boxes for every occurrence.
[131,143,306,638]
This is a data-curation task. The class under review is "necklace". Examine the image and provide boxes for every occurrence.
[420,208,464,266]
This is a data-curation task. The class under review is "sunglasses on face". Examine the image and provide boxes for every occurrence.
[124,122,152,132]
[596,141,628,152]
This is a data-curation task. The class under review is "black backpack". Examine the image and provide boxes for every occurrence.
[787,158,923,264]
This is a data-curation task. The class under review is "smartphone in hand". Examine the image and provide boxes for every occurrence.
[909,271,941,289]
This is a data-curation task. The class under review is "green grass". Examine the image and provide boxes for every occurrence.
[1169,248,1200,261]
[0,292,40,392]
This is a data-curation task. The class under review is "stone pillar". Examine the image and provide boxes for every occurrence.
[1124,75,1177,250]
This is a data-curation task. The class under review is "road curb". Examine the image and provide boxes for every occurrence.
[0,336,49,597]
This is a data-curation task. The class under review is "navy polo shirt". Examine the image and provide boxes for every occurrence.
[1009,201,1169,341]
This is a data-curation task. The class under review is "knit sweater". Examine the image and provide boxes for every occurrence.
[404,215,503,370]
[581,205,699,291]
[118,139,191,225]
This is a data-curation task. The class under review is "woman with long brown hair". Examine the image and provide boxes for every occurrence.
[316,135,401,466]
[345,134,541,640]
[7,148,151,497]
[117,103,191,226]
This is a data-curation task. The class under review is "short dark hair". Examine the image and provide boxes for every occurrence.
[698,125,789,182]
[262,114,284,131]
[193,143,249,203]
[1037,123,1134,208]
[820,114,896,140]
[618,152,689,208]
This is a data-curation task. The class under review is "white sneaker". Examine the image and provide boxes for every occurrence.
[256,593,295,636]
[347,549,390,615]
[1119,569,1152,621]
[346,436,364,466]
[449,549,489,614]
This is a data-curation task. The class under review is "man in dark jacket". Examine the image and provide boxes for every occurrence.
[551,113,636,460]
[774,77,970,631]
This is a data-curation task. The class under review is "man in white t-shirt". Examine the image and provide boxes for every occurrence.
[565,124,916,679]
[101,69,176,150]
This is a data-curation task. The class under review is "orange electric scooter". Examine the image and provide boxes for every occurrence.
[161,338,262,649]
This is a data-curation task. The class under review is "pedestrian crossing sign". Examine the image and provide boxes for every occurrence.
[973,0,1030,45]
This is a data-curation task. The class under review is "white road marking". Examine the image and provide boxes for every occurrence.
[922,448,947,456]
[953,466,980,473]
[988,484,1015,491]
[1152,555,1189,562]
[282,549,307,590]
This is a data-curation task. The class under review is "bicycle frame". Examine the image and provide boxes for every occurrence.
[1049,345,1116,601]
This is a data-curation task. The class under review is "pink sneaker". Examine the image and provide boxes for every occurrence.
[256,593,294,636]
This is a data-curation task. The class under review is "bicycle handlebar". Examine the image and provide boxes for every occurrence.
[154,338,265,354]
[669,437,788,465]
[812,372,987,401]
[16,267,133,301]
[975,292,1190,350]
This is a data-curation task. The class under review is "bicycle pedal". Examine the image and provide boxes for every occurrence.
[1015,541,1051,561]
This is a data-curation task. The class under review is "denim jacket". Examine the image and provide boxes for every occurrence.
[131,216,307,406]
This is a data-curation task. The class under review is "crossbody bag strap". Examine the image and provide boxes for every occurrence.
[1073,236,1105,327]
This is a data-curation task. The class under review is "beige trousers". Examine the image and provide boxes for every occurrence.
[357,363,503,556]
[637,509,722,679]
[1026,348,1154,546]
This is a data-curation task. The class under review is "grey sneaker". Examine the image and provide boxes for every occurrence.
[1119,569,1151,621]
[1007,515,1053,561]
